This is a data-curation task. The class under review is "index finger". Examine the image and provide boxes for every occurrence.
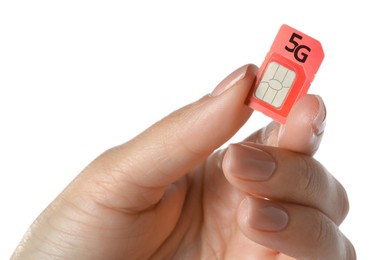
[245,94,326,156]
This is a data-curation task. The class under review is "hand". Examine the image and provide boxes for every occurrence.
[11,64,355,259]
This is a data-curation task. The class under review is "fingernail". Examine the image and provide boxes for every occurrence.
[312,95,327,136]
[211,65,249,96]
[226,143,276,181]
[246,196,288,231]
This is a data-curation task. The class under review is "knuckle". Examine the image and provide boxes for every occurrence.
[315,213,334,243]
[296,155,321,200]
[338,230,356,259]
[345,237,357,260]
[313,214,356,259]
[336,181,350,224]
[295,155,350,224]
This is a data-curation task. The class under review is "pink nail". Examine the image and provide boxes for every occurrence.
[226,144,276,181]
[246,196,288,232]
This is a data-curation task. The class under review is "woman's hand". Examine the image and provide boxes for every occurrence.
[12,64,355,259]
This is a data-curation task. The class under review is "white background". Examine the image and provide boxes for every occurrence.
[0,1,378,259]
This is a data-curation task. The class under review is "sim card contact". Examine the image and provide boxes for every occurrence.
[255,62,296,108]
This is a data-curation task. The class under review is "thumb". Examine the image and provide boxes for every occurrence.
[78,64,258,211]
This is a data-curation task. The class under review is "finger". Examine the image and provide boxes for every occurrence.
[77,64,258,211]
[238,196,356,259]
[246,94,326,155]
[223,143,349,225]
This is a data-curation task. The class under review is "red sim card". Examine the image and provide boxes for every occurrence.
[247,24,324,123]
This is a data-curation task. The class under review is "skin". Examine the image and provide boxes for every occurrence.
[11,64,355,259]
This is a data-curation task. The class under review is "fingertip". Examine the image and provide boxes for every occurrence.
[240,196,289,232]
[211,64,258,97]
[223,143,277,184]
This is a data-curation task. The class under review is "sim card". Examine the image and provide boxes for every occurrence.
[247,24,324,123]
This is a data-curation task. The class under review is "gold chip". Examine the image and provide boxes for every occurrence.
[255,62,296,108]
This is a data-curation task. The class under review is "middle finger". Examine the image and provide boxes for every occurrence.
[222,142,349,225]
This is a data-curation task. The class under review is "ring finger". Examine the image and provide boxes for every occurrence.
[238,196,356,259]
